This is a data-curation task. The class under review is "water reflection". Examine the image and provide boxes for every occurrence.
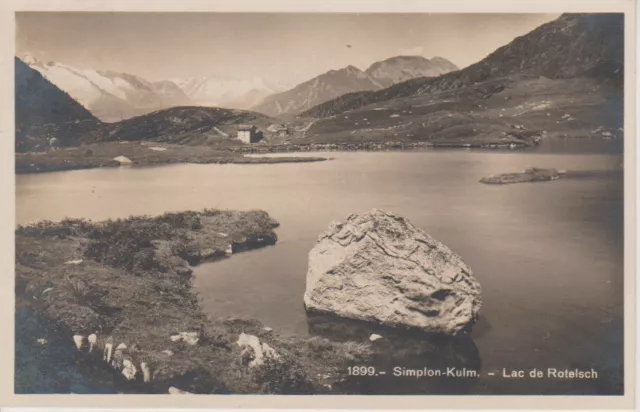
[306,312,481,394]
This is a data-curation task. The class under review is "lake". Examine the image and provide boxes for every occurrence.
[16,149,624,395]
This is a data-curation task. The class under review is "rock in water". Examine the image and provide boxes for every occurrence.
[303,209,482,335]
[113,156,132,165]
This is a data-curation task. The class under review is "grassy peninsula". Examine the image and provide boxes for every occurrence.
[15,209,370,394]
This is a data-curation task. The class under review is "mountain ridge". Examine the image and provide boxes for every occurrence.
[173,75,289,111]
[301,13,623,119]
[364,55,459,88]
[20,55,193,122]
[252,55,458,117]
[15,57,102,151]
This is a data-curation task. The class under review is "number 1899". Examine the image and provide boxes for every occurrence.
[347,366,377,376]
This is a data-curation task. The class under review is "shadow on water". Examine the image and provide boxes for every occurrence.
[306,312,482,394]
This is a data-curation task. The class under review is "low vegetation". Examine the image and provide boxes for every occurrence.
[15,209,372,394]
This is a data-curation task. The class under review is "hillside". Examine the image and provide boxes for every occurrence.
[16,59,283,150]
[22,55,192,122]
[15,57,102,152]
[292,13,623,147]
[91,106,279,145]
[254,55,459,118]
[303,13,623,119]
[365,56,458,88]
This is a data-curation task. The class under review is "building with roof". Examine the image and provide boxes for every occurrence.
[237,124,261,143]
[274,125,290,137]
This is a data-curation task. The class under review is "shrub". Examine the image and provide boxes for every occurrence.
[132,247,166,273]
[16,220,73,238]
[157,211,203,230]
[253,354,315,394]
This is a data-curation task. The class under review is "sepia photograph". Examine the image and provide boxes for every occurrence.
[7,1,634,407]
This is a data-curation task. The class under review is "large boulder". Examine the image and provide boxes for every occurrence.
[303,209,482,335]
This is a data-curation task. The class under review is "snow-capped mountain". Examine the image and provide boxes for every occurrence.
[21,54,192,122]
[172,76,290,110]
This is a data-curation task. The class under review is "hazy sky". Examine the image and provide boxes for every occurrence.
[16,12,560,85]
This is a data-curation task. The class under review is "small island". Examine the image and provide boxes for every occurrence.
[480,168,566,185]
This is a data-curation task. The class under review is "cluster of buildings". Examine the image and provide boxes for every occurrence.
[236,123,290,144]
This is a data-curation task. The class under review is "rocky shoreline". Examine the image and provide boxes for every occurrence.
[227,140,529,154]
[15,210,372,394]
[15,141,328,174]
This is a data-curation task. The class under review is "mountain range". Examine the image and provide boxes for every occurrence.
[252,56,459,117]
[15,13,623,151]
[173,76,290,111]
[302,13,623,119]
[292,13,623,146]
[20,54,294,122]
[21,54,192,122]
[15,56,282,151]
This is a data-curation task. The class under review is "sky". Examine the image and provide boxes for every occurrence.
[16,12,561,86]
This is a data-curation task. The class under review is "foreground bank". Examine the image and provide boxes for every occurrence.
[15,210,372,394]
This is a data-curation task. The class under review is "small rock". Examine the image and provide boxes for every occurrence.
[103,342,113,363]
[181,332,200,345]
[169,332,200,345]
[37,338,47,345]
[140,362,151,383]
[168,386,192,395]
[369,334,383,342]
[237,333,279,367]
[88,334,97,353]
[113,156,132,165]
[121,359,137,380]
[263,327,273,332]
[112,343,127,368]
[161,349,174,356]
[64,259,83,265]
[73,335,84,351]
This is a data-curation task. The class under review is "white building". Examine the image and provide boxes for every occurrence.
[237,124,259,143]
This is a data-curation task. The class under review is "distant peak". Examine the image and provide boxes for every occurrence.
[20,52,40,65]
[391,55,429,60]
[345,65,361,72]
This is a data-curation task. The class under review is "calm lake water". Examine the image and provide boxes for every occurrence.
[16,149,624,395]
